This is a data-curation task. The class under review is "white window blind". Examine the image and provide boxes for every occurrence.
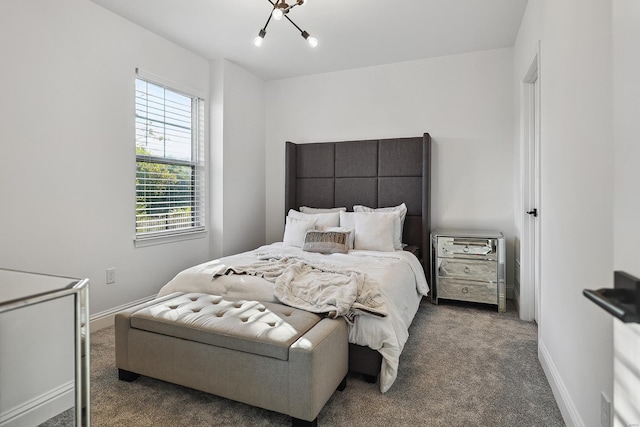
[135,77,205,240]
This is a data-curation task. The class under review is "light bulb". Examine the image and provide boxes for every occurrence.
[272,8,284,20]
[307,36,318,48]
[254,29,266,47]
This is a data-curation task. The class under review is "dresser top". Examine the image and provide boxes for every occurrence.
[0,268,85,313]
[432,229,504,239]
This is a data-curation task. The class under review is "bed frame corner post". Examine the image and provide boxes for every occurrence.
[285,141,297,216]
[422,133,432,288]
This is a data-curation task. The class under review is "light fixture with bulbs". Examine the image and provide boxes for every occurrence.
[254,0,318,48]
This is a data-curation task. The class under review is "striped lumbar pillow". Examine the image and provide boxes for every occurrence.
[302,230,350,254]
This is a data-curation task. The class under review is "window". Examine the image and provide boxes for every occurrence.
[134,76,205,241]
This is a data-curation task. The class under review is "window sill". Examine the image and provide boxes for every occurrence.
[134,230,208,248]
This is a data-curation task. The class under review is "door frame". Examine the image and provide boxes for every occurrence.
[520,42,541,323]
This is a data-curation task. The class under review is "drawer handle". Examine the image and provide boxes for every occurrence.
[462,287,469,294]
[464,266,471,274]
[463,246,469,253]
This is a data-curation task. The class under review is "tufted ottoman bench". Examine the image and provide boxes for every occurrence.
[115,292,348,426]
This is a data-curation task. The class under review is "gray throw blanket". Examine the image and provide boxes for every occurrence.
[211,256,387,322]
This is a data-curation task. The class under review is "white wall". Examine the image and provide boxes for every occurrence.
[210,59,266,259]
[0,1,268,422]
[265,49,516,287]
[612,0,640,424]
[513,0,614,424]
[0,0,211,315]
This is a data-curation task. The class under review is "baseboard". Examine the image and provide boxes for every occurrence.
[89,295,156,333]
[514,258,521,306]
[513,286,521,316]
[0,381,73,427]
[506,283,514,300]
[538,340,584,427]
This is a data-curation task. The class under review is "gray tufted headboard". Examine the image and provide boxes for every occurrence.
[284,133,431,276]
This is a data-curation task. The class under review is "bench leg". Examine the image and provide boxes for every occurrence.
[291,417,317,427]
[118,369,140,382]
[337,375,347,391]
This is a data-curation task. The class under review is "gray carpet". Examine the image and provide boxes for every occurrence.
[44,299,564,426]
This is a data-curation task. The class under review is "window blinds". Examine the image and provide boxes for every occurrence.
[134,77,205,239]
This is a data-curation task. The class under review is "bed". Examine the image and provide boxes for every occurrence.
[156,133,432,393]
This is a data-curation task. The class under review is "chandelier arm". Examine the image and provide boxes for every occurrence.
[261,12,273,31]
[288,0,301,12]
[283,13,304,33]
[258,0,276,37]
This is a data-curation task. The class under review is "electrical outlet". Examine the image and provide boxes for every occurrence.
[106,268,116,284]
[601,392,611,427]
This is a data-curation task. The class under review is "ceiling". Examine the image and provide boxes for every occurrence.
[90,0,529,81]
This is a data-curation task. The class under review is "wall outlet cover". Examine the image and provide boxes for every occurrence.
[106,268,116,284]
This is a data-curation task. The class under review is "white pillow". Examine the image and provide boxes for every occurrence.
[353,203,407,250]
[353,212,397,252]
[283,216,317,248]
[339,211,356,230]
[353,202,407,222]
[287,209,340,230]
[325,226,355,250]
[299,206,347,213]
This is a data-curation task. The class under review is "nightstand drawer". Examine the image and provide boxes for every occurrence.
[437,279,497,305]
[437,237,497,260]
[438,259,497,282]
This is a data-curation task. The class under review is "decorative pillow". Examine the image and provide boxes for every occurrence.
[302,230,350,254]
[353,212,397,252]
[283,216,317,248]
[325,226,355,250]
[287,209,340,230]
[353,203,407,250]
[299,206,347,213]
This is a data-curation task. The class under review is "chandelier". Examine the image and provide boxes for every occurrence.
[254,0,318,48]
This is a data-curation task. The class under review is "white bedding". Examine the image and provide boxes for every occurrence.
[157,242,429,392]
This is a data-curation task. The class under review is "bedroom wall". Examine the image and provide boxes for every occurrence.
[1,1,267,422]
[264,48,516,289]
[513,0,614,424]
[0,0,212,316]
[0,0,213,422]
[210,59,266,259]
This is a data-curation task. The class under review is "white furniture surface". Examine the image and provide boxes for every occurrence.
[0,269,90,426]
[431,229,506,312]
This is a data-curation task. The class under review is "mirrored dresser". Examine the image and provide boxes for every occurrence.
[431,229,506,312]
[0,269,90,426]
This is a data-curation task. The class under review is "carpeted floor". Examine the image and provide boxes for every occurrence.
[43,299,565,426]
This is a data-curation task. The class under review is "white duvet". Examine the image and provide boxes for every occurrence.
[157,243,429,393]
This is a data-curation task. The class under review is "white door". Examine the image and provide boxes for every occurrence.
[613,320,640,426]
[520,44,541,323]
[612,1,640,424]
